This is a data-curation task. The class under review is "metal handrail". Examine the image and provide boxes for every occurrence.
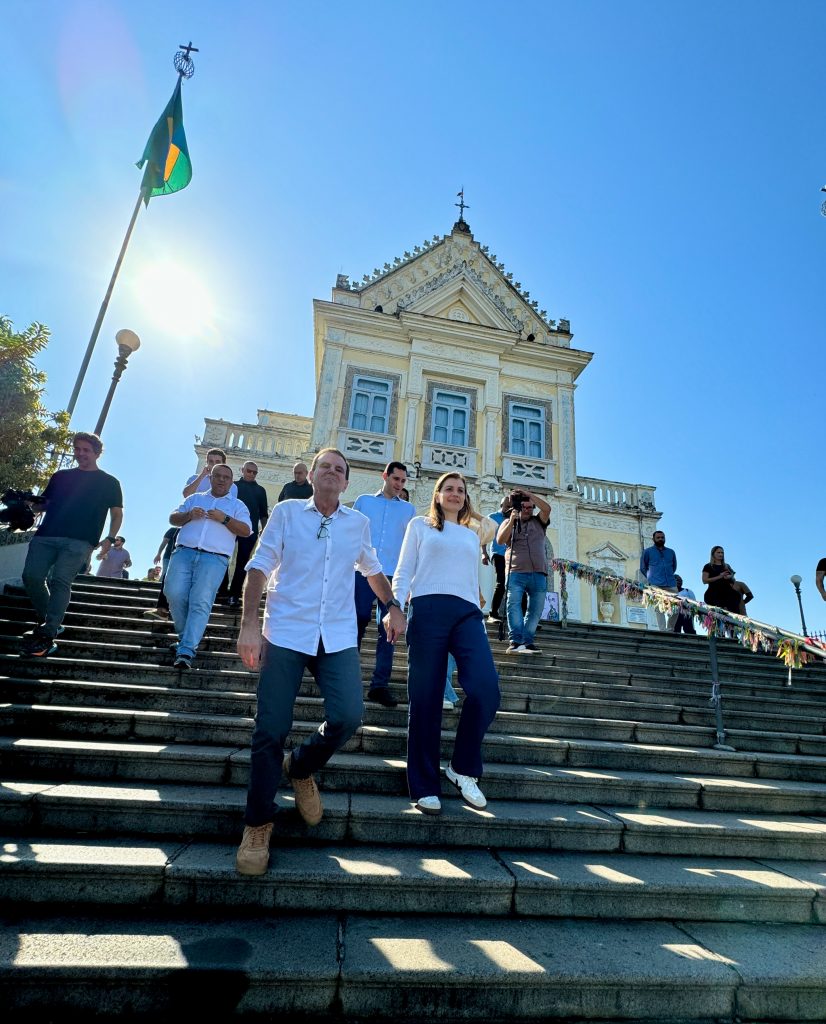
[552,559,826,753]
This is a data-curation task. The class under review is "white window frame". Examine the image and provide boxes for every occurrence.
[431,389,470,447]
[349,375,392,434]
[509,401,545,459]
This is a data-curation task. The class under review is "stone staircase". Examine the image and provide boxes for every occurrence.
[2,575,826,1021]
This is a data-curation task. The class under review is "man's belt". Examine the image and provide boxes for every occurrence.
[176,545,230,558]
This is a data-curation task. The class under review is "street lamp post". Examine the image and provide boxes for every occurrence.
[94,330,141,437]
[790,574,809,637]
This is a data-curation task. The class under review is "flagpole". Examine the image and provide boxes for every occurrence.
[65,191,144,420]
[65,40,198,424]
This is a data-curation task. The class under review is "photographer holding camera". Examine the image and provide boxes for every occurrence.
[19,431,123,657]
[495,488,551,655]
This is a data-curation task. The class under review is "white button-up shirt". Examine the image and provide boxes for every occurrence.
[173,492,252,557]
[246,497,382,655]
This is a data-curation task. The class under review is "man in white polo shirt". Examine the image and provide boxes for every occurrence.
[164,464,252,669]
[234,447,407,877]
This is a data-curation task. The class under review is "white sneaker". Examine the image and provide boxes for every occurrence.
[516,644,536,655]
[445,763,487,809]
[416,795,442,814]
[443,698,457,710]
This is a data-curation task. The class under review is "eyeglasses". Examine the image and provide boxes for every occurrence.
[317,515,334,540]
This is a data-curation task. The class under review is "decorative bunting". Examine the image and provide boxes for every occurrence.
[551,559,826,670]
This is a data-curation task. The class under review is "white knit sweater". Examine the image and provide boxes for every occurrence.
[392,516,496,609]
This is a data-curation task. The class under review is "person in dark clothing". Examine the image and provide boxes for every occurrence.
[702,545,740,613]
[21,431,123,657]
[144,526,180,620]
[227,461,270,606]
[277,461,313,502]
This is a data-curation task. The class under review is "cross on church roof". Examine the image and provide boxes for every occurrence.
[455,188,470,221]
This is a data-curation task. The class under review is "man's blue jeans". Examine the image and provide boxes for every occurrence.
[354,572,395,691]
[506,571,547,646]
[22,536,93,638]
[163,546,228,659]
[245,641,363,825]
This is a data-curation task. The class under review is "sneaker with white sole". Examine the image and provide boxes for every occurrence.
[416,795,442,815]
[505,643,521,654]
[516,644,536,655]
[235,822,274,876]
[445,762,487,808]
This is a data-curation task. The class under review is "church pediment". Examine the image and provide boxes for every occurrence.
[337,221,568,344]
[586,541,631,562]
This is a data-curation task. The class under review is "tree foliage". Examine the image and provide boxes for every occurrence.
[0,316,73,493]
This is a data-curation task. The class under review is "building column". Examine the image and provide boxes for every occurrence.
[558,385,577,491]
[403,396,420,465]
[309,341,344,452]
[556,497,581,621]
[483,407,498,477]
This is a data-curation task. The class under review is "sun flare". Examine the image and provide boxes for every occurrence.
[132,259,216,339]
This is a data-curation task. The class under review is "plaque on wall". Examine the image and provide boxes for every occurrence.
[626,606,648,625]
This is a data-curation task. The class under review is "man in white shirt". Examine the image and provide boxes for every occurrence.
[164,464,252,669]
[234,448,407,877]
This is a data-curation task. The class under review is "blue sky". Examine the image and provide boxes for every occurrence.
[2,0,825,635]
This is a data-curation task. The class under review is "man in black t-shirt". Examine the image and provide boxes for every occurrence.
[817,557,826,603]
[277,461,313,502]
[227,460,269,606]
[21,432,123,657]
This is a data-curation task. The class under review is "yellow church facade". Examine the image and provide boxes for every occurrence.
[197,218,661,625]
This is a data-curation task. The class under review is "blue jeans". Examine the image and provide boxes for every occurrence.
[444,653,459,704]
[22,536,93,638]
[163,546,228,659]
[245,641,363,825]
[506,571,547,646]
[354,572,395,690]
[406,595,500,800]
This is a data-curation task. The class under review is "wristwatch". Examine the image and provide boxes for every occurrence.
[222,514,231,525]
[105,536,116,544]
[385,598,402,611]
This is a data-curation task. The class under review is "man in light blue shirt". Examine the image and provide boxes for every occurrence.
[640,529,678,630]
[353,461,416,707]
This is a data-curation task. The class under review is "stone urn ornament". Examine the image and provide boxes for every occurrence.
[598,580,615,623]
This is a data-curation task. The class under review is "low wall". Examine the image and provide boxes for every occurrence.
[0,531,33,589]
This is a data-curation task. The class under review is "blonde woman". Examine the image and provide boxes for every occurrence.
[388,472,500,814]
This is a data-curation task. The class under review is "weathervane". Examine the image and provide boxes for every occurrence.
[455,187,470,221]
[175,40,199,79]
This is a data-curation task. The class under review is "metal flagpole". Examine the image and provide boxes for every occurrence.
[65,192,143,420]
[65,40,198,422]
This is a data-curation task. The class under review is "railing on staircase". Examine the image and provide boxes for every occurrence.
[552,558,826,754]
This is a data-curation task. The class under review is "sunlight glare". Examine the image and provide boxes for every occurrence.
[133,260,216,339]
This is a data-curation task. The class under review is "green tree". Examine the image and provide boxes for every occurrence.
[0,316,72,494]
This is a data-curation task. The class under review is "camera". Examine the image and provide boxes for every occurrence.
[509,490,528,513]
[0,489,38,532]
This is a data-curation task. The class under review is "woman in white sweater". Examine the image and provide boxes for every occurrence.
[387,472,500,814]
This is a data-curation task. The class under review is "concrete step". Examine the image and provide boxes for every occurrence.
[5,753,826,838]
[3,910,826,1021]
[8,778,826,861]
[2,838,825,925]
[5,688,826,760]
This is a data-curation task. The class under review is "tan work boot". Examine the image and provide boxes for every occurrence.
[283,752,323,826]
[235,822,273,876]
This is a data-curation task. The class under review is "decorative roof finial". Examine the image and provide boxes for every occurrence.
[455,187,470,222]
[174,41,199,79]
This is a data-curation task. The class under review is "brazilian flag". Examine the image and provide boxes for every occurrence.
[136,79,192,205]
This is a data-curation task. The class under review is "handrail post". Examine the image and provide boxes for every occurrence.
[708,633,735,751]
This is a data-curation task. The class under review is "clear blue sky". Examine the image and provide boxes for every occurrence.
[2,0,825,635]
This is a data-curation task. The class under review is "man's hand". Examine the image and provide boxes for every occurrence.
[190,507,207,520]
[206,508,226,522]
[481,552,490,566]
[382,606,407,644]
[153,554,162,565]
[97,539,112,556]
[237,621,264,670]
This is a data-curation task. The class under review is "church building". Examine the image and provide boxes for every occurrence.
[197,215,661,625]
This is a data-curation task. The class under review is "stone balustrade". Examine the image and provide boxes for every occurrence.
[577,476,657,511]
